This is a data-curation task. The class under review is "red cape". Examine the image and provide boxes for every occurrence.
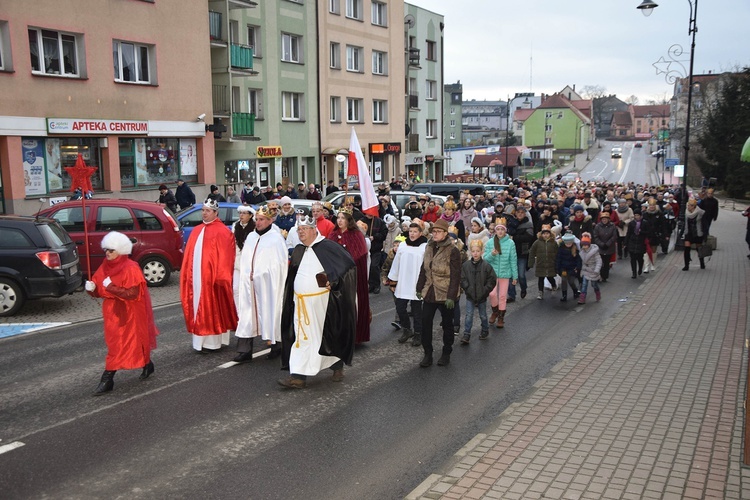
[328,227,370,343]
[180,219,238,335]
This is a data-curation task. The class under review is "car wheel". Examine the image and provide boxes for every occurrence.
[141,256,171,287]
[0,278,25,317]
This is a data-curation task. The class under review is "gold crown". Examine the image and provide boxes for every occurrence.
[497,217,507,227]
[255,205,274,218]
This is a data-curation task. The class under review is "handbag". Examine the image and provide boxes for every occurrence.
[698,245,713,259]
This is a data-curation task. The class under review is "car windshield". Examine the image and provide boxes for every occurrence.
[37,221,72,247]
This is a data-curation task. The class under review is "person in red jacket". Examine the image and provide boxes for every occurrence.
[86,231,159,395]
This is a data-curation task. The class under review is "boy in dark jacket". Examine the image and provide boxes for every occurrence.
[460,240,497,343]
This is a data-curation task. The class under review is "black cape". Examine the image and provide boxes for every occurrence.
[281,238,357,369]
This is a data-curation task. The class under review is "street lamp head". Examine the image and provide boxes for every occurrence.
[637,0,659,17]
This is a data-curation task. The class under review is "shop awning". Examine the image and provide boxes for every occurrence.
[321,147,348,155]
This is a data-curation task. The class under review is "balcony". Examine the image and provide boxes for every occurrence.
[230,43,254,72]
[408,134,420,152]
[409,93,419,109]
[408,48,420,67]
[212,85,230,117]
[232,112,256,138]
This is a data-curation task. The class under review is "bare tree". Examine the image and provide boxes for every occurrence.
[625,95,640,105]
[581,85,607,100]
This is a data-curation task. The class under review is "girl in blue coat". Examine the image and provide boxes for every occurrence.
[555,233,582,302]
[483,218,518,329]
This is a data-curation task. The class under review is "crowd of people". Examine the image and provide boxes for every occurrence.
[87,174,722,394]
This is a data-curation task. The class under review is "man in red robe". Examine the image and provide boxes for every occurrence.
[311,201,334,238]
[180,198,238,352]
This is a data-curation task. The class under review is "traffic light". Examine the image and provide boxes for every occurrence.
[206,118,227,139]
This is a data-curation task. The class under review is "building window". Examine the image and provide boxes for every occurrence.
[426,80,437,100]
[329,0,340,14]
[346,45,363,73]
[371,1,387,27]
[545,111,553,119]
[282,92,303,121]
[545,136,552,145]
[516,122,522,131]
[0,21,10,71]
[465,154,472,163]
[330,42,340,69]
[545,124,552,132]
[372,50,387,75]
[22,137,103,196]
[247,25,262,57]
[426,119,437,138]
[113,40,152,84]
[346,0,363,20]
[281,33,302,63]
[28,28,82,77]
[450,132,456,140]
[347,97,363,123]
[426,40,436,61]
[248,88,263,119]
[450,107,455,115]
[330,96,341,123]
[450,119,456,127]
[373,100,387,123]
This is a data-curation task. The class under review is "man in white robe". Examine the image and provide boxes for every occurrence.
[233,206,288,363]
[278,216,357,389]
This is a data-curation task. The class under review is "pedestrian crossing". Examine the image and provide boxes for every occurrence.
[0,323,71,339]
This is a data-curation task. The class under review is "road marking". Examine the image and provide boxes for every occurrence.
[0,441,25,455]
[618,153,633,184]
[0,323,71,339]
[218,348,271,369]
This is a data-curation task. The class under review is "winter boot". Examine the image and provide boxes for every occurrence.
[537,290,544,300]
[560,290,568,302]
[595,289,601,302]
[496,310,506,328]
[411,331,422,347]
[93,370,116,396]
[572,287,580,300]
[489,305,499,324]
[398,328,413,344]
[699,257,706,269]
[479,330,490,340]
[577,292,586,304]
[139,360,154,380]
[460,333,471,345]
[682,247,691,271]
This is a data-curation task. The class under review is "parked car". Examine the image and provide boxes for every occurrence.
[651,149,666,158]
[0,215,82,316]
[176,202,241,247]
[38,199,183,287]
[256,199,316,217]
[322,190,400,218]
[611,147,623,159]
[411,182,487,199]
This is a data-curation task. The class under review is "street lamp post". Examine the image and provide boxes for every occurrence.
[638,0,696,244]
[543,112,550,180]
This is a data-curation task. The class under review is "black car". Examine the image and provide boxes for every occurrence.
[0,215,82,316]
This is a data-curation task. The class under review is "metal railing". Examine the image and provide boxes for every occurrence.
[232,112,255,137]
[230,44,253,70]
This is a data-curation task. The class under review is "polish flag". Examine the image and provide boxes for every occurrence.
[348,127,379,217]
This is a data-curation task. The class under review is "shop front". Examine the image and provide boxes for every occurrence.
[404,152,425,183]
[0,116,208,214]
[368,142,402,185]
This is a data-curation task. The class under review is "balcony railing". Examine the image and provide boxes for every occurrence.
[209,11,222,41]
[409,93,419,109]
[408,48,420,67]
[212,85,230,116]
[408,134,420,152]
[230,44,253,70]
[232,112,255,137]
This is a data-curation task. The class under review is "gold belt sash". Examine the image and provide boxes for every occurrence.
[294,289,329,347]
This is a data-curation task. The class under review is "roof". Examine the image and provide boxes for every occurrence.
[514,108,534,123]
[612,111,632,127]
[571,99,593,119]
[471,147,526,168]
[632,104,670,118]
[539,93,591,123]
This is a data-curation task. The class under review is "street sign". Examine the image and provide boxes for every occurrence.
[673,164,685,177]
[664,158,679,167]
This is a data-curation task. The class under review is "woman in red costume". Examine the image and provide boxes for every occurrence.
[328,210,371,343]
[85,231,159,396]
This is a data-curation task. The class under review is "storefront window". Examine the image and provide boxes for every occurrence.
[142,138,179,185]
[22,137,102,196]
[119,138,136,188]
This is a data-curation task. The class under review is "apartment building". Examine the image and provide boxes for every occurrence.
[0,1,214,215]
[319,0,405,186]
[210,0,320,190]
[404,3,444,182]
[443,81,462,150]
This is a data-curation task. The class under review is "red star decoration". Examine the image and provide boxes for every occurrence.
[64,154,97,193]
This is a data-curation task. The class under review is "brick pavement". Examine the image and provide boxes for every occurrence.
[410,206,750,499]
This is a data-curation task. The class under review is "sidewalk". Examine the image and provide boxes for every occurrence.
[410,206,750,499]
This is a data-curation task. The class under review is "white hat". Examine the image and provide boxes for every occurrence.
[101,231,133,255]
[296,215,317,228]
[384,214,396,225]
[203,198,219,211]
[237,205,254,214]
[280,196,293,206]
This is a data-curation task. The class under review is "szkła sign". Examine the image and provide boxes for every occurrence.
[256,146,282,158]
[47,118,148,134]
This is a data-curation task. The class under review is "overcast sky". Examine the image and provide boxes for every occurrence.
[407,0,750,103]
